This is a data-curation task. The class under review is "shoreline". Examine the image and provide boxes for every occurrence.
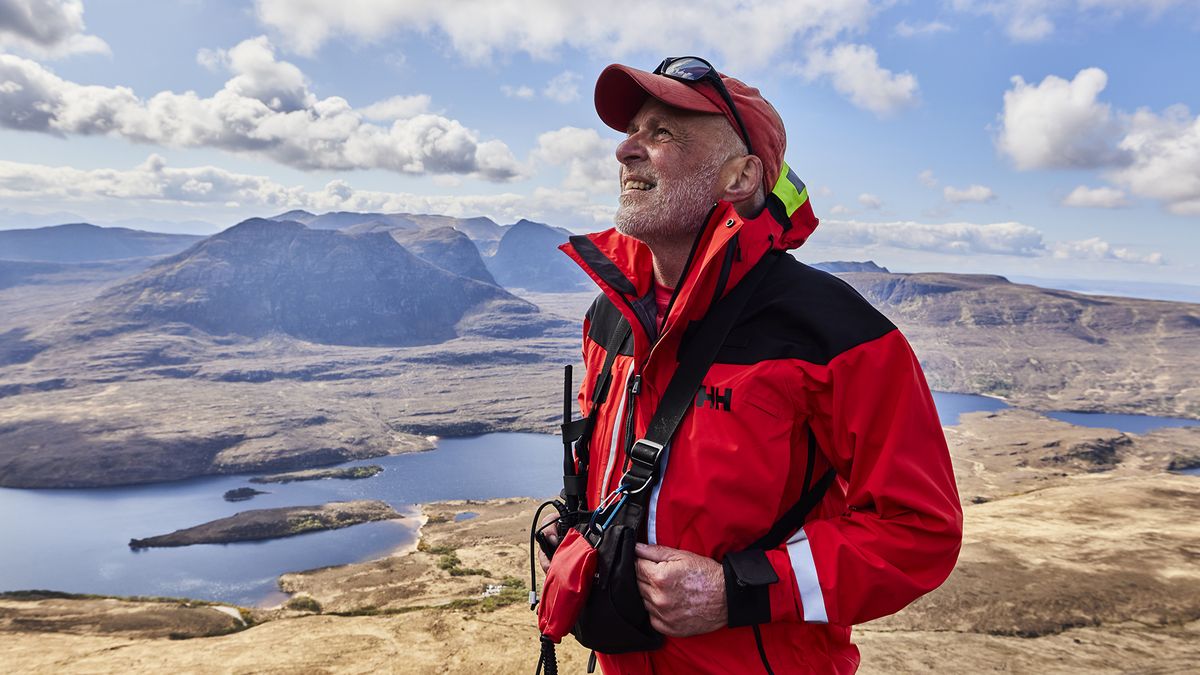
[2,471,1198,672]
[2,401,1197,491]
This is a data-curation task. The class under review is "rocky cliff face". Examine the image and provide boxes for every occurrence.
[838,271,1200,418]
[379,226,497,286]
[67,218,560,346]
[485,219,590,292]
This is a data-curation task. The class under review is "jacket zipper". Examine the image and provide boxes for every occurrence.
[619,372,642,476]
[615,231,739,480]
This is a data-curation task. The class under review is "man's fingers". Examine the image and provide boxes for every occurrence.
[635,543,676,563]
[537,548,551,574]
[635,557,656,583]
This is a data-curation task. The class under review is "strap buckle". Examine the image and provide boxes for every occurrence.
[621,439,665,495]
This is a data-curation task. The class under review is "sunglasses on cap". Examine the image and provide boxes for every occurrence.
[653,56,755,157]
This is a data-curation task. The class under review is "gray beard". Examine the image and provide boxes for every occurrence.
[614,157,725,244]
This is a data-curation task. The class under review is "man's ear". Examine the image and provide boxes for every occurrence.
[720,154,763,205]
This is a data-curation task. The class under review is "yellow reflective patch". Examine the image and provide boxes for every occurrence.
[772,162,809,216]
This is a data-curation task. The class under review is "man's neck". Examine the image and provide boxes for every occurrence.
[648,237,694,288]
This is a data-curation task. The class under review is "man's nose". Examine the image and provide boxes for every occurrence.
[616,134,647,165]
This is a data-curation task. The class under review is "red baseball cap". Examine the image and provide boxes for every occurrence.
[594,60,786,193]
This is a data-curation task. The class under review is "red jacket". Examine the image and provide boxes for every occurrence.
[560,173,962,673]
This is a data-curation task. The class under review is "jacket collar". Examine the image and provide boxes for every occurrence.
[561,161,819,363]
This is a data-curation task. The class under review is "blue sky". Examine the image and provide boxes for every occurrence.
[1,0,1198,286]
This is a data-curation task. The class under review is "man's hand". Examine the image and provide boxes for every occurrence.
[535,509,561,574]
[634,543,727,637]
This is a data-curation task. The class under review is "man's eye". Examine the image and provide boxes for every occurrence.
[655,127,671,138]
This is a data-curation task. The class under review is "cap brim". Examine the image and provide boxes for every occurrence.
[594,64,724,133]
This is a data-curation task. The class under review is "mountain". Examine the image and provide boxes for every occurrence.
[486,219,590,292]
[0,223,202,262]
[65,219,562,346]
[0,259,155,290]
[270,210,318,225]
[812,260,889,274]
[836,270,1200,418]
[266,211,509,253]
[406,215,507,250]
[382,226,497,285]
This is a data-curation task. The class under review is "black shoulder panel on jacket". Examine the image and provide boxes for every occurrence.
[712,255,897,366]
[586,293,635,356]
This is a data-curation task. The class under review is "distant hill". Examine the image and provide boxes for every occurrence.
[382,226,497,285]
[0,224,202,262]
[65,219,563,346]
[486,220,590,292]
[406,215,507,251]
[0,258,155,290]
[267,211,508,254]
[812,260,889,274]
[837,270,1200,419]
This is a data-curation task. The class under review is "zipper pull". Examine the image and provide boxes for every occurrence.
[629,374,642,396]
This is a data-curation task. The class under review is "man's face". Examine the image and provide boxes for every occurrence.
[613,99,735,243]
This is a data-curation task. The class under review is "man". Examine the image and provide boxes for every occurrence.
[546,57,962,673]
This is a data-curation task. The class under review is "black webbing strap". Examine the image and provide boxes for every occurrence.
[749,425,837,551]
[561,318,632,507]
[620,251,782,499]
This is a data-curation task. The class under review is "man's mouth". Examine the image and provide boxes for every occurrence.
[622,179,656,192]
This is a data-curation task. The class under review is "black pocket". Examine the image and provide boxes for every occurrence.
[572,504,664,654]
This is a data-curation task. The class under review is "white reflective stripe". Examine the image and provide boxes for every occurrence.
[786,527,828,623]
[599,377,628,496]
[646,441,671,545]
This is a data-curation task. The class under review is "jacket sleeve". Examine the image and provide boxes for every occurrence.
[728,328,963,627]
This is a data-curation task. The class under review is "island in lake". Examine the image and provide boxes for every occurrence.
[249,465,383,484]
[128,500,401,549]
[223,487,267,502]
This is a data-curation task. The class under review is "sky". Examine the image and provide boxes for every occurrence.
[0,0,1198,286]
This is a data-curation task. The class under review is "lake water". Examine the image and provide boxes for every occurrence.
[0,393,1194,606]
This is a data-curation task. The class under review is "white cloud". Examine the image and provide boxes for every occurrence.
[1062,185,1129,208]
[531,127,619,195]
[820,217,1162,264]
[829,204,851,215]
[950,0,1193,42]
[0,40,524,181]
[359,94,432,121]
[857,192,883,209]
[943,184,996,203]
[821,219,1045,256]
[0,0,109,57]
[253,0,882,71]
[802,43,918,117]
[997,67,1126,170]
[501,84,535,100]
[1109,105,1200,215]
[542,71,582,104]
[895,19,953,37]
[998,67,1200,214]
[1051,237,1163,264]
[0,155,618,228]
[918,169,938,188]
[252,1,915,117]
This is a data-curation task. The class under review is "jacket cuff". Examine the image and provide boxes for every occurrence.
[723,549,779,627]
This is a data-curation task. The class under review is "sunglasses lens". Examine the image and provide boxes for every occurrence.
[659,57,712,81]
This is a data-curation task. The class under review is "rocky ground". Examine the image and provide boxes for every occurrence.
[2,412,1198,673]
[2,275,1197,488]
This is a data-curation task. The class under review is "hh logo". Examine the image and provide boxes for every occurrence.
[695,385,733,412]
